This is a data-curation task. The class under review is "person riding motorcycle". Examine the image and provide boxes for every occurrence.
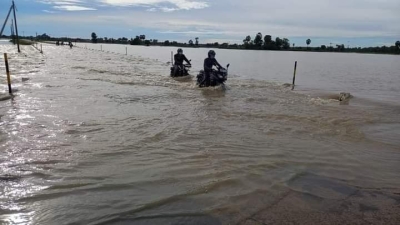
[202,50,223,86]
[173,48,191,76]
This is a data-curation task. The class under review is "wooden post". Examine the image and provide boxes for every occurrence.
[40,44,43,53]
[126,47,127,55]
[4,53,12,94]
[101,45,102,51]
[171,51,173,64]
[292,61,297,90]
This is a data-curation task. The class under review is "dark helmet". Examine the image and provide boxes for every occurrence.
[208,50,216,57]
[177,48,183,53]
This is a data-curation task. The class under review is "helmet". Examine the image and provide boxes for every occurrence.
[177,48,183,53]
[208,50,216,58]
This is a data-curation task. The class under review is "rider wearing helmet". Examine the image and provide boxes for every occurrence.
[173,48,191,76]
[202,50,223,85]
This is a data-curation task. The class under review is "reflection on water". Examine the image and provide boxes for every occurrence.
[0,44,399,224]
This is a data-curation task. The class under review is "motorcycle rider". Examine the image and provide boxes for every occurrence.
[173,48,191,76]
[202,50,223,86]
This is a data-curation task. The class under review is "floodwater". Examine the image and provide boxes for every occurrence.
[0,43,399,225]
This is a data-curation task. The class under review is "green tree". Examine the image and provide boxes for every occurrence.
[243,35,252,48]
[264,35,272,44]
[164,40,170,46]
[220,43,229,48]
[130,36,141,45]
[282,38,290,49]
[189,39,194,46]
[243,35,251,44]
[306,39,311,49]
[396,41,400,50]
[195,37,199,46]
[254,32,263,48]
[91,32,97,43]
[321,45,327,50]
[144,40,151,46]
[263,35,273,49]
[275,37,283,49]
[336,44,345,51]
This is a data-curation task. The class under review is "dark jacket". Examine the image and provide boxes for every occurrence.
[174,54,190,65]
[204,57,222,71]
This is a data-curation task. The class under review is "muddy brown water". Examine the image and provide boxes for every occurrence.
[0,44,399,224]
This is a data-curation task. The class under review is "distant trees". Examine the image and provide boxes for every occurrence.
[239,33,292,50]
[306,39,311,49]
[275,37,283,49]
[254,32,263,48]
[83,32,399,55]
[243,35,251,48]
[264,35,272,44]
[37,33,50,40]
[282,38,290,49]
[91,32,97,43]
[336,44,345,51]
[130,36,141,45]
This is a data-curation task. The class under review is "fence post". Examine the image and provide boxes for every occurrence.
[126,47,127,55]
[291,61,297,90]
[3,53,12,94]
[40,44,43,54]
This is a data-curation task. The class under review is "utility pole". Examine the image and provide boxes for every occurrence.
[10,19,15,45]
[0,4,13,37]
[12,0,20,52]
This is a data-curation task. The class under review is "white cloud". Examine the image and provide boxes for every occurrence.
[42,10,57,13]
[53,5,97,10]
[160,7,178,12]
[37,0,97,11]
[29,0,400,45]
[99,0,209,10]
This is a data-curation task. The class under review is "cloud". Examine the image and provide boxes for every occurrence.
[26,0,400,46]
[53,5,97,11]
[100,0,209,10]
[37,0,97,11]
[42,10,57,13]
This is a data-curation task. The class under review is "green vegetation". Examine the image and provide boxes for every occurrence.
[91,32,97,43]
[306,39,311,49]
[3,32,397,55]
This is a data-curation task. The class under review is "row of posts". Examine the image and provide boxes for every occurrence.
[2,44,298,97]
[84,44,128,55]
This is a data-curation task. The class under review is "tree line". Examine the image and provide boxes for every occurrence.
[9,32,397,55]
[89,31,399,54]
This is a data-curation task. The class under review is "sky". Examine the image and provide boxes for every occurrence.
[0,0,399,47]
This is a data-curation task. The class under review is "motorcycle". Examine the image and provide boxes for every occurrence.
[197,64,230,87]
[170,61,191,77]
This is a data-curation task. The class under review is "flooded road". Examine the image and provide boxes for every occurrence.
[1,44,399,224]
